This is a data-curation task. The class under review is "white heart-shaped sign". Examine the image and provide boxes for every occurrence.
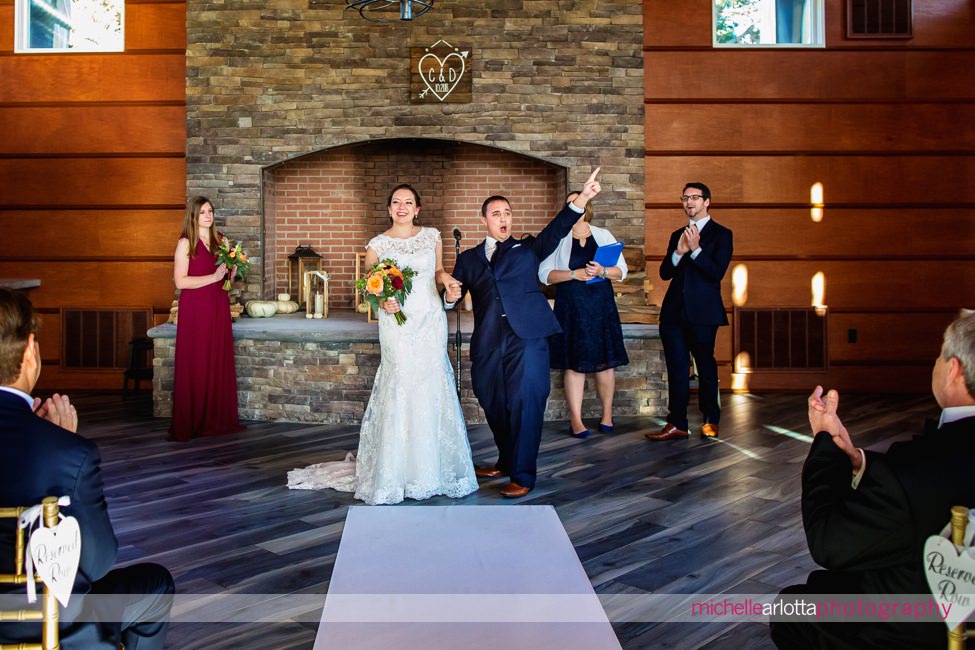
[29,516,81,608]
[418,52,466,101]
[924,534,975,630]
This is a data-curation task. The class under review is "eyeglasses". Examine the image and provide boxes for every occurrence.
[681,195,704,202]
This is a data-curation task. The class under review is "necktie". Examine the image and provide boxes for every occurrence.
[486,241,496,264]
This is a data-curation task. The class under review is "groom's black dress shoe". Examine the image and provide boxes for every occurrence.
[500,481,531,498]
[475,467,504,478]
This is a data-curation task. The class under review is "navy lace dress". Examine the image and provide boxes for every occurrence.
[549,236,629,373]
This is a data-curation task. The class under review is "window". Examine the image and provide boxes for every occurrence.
[15,0,124,53]
[714,0,824,47]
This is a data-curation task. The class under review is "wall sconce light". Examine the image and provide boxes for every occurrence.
[811,271,827,315]
[731,263,748,307]
[346,1,433,22]
[810,181,824,223]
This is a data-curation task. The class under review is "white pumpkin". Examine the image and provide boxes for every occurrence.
[245,300,278,318]
[275,300,299,314]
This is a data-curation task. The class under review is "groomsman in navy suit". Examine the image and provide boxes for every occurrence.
[445,168,602,497]
[647,182,733,441]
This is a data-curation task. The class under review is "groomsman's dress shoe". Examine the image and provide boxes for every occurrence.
[500,481,531,498]
[475,467,504,478]
[700,423,719,438]
[645,423,690,441]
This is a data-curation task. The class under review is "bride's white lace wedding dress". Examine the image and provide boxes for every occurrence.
[287,227,478,505]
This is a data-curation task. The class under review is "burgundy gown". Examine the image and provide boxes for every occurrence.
[169,237,245,441]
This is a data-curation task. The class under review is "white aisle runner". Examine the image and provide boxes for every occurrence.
[315,505,621,649]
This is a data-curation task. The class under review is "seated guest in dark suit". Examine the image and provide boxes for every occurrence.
[0,288,174,649]
[771,308,975,650]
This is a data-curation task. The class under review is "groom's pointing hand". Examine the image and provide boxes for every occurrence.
[573,167,602,209]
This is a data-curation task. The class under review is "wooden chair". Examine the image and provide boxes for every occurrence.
[948,505,975,650]
[0,497,61,650]
[122,337,154,398]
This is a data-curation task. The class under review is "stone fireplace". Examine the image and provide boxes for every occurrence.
[184,0,646,298]
[151,0,665,425]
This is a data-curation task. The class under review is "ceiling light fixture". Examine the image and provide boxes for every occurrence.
[346,1,433,22]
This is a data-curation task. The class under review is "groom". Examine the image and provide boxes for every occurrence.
[445,168,602,497]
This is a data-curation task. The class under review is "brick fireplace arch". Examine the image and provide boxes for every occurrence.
[262,138,568,309]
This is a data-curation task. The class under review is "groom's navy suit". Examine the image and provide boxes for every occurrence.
[450,204,579,488]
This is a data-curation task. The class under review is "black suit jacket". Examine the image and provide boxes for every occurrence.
[0,390,118,596]
[451,203,578,359]
[801,416,975,646]
[659,218,733,326]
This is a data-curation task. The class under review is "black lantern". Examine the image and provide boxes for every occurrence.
[287,245,323,310]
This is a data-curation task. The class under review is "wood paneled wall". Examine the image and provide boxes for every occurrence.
[644,0,975,392]
[0,0,186,390]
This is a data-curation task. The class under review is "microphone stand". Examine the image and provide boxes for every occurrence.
[453,230,462,397]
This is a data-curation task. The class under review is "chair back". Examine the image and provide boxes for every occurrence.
[0,496,61,650]
[947,505,974,650]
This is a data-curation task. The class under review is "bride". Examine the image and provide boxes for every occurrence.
[288,184,478,505]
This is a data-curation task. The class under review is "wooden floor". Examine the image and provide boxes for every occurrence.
[70,390,938,650]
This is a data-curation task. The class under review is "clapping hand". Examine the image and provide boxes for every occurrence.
[684,224,700,251]
[677,224,699,255]
[808,385,861,471]
[34,393,78,433]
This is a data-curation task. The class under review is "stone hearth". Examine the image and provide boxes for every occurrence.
[149,313,665,425]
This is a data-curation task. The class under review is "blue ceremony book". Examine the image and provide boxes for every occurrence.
[586,241,624,284]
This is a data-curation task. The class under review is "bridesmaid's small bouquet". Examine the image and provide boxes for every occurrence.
[356,258,417,325]
[215,237,250,291]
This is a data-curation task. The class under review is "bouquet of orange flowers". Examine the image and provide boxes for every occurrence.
[355,258,417,325]
[215,237,250,291]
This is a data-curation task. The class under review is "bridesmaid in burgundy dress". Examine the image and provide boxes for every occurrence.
[169,196,245,441]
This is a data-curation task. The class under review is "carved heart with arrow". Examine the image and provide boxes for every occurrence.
[418,50,467,102]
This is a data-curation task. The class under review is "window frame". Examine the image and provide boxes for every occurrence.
[713,0,826,49]
[14,0,125,54]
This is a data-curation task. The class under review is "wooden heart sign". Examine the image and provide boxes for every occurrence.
[924,534,975,630]
[29,516,81,607]
[411,40,471,104]
[418,51,466,101]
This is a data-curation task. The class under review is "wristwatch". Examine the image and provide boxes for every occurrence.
[601,267,609,279]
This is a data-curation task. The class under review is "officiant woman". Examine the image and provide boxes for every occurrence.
[169,196,245,441]
[538,192,628,439]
